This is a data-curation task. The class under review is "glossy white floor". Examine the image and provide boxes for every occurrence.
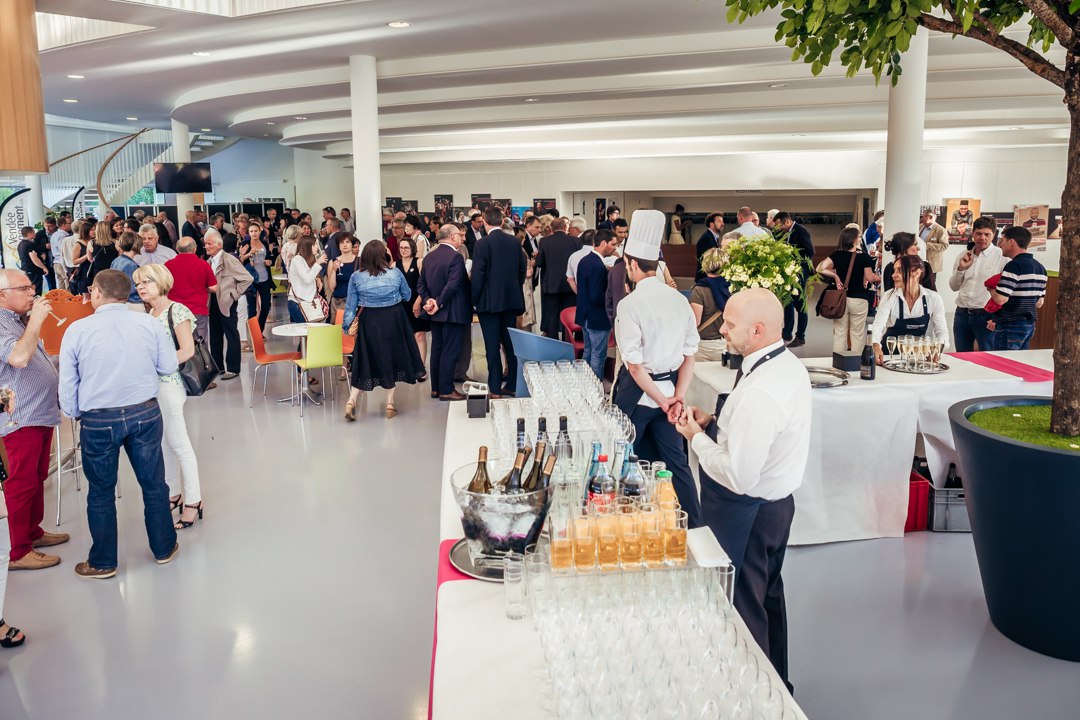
[1,305,1076,720]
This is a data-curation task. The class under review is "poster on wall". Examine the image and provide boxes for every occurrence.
[1015,204,1050,250]
[385,197,403,212]
[434,194,454,221]
[401,200,418,215]
[982,212,1015,240]
[470,193,491,211]
[919,204,945,229]
[489,199,512,217]
[453,207,471,223]
[532,198,557,214]
[943,198,980,244]
[1049,211,1063,239]
[511,206,531,223]
[595,198,607,228]
[0,188,30,270]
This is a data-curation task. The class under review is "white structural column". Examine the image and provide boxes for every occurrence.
[24,173,44,225]
[349,55,383,243]
[883,26,929,237]
[171,117,195,222]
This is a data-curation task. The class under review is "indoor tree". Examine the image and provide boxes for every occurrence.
[724,0,1079,435]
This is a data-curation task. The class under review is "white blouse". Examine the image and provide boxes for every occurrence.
[288,255,322,302]
[870,286,950,348]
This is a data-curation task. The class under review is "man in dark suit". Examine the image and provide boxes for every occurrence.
[463,212,486,257]
[597,205,620,232]
[181,210,205,257]
[696,212,724,281]
[773,211,815,347]
[472,208,526,397]
[323,218,344,261]
[418,224,472,401]
[522,215,541,290]
[575,230,620,379]
[533,217,581,339]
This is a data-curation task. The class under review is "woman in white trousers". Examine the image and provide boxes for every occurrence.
[0,479,26,646]
[134,264,205,530]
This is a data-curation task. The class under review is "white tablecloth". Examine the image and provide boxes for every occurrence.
[686,350,1054,545]
[433,402,807,720]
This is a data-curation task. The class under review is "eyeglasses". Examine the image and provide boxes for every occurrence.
[3,285,35,293]
[134,280,156,288]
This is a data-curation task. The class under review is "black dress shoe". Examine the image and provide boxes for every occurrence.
[500,387,516,397]
[786,338,805,348]
[440,391,467,401]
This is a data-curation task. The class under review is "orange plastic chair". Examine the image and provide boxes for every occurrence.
[41,299,95,356]
[559,306,585,359]
[45,289,75,302]
[334,309,355,357]
[248,317,302,407]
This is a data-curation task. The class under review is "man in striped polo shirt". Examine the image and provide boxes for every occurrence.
[987,226,1047,350]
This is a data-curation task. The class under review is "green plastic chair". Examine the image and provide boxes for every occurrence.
[293,324,344,416]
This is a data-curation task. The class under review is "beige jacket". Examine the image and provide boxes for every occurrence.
[923,223,949,273]
[211,252,253,315]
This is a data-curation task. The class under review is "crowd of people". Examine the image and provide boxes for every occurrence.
[0,194,1048,667]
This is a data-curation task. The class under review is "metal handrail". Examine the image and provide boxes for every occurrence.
[48,130,144,168]
[94,130,151,212]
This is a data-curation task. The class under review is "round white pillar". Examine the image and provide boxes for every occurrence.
[24,173,44,225]
[883,26,929,239]
[349,55,383,243]
[171,118,195,222]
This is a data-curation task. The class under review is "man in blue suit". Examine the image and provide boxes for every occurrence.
[472,208,527,397]
[575,229,621,379]
[419,224,472,401]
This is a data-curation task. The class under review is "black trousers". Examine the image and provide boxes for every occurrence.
[454,324,472,382]
[701,479,795,689]
[209,294,241,374]
[540,292,575,339]
[783,301,808,341]
[252,279,272,332]
[628,404,703,528]
[431,322,467,396]
[477,311,517,393]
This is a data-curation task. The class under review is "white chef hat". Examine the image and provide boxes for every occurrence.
[624,209,664,261]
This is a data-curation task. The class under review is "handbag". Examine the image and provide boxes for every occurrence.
[347,307,363,336]
[291,287,329,322]
[818,252,856,320]
[167,305,220,397]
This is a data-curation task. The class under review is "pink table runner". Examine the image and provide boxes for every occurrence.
[948,352,1054,383]
[430,539,472,719]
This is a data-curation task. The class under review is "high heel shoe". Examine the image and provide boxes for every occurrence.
[344,400,356,421]
[0,619,25,648]
[174,502,203,530]
[169,495,183,512]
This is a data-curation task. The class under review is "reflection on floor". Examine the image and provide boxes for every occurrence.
[1,305,1074,720]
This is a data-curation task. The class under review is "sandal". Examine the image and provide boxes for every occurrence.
[174,502,203,531]
[169,494,183,512]
[0,620,25,648]
[385,403,398,419]
[344,401,356,422]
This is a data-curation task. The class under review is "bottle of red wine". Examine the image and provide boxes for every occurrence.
[860,331,876,381]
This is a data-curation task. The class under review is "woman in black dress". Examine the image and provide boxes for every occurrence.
[395,237,430,374]
[87,220,119,287]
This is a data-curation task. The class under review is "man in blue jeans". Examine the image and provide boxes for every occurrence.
[987,226,1047,350]
[59,270,180,579]
[947,217,1006,351]
[575,228,621,379]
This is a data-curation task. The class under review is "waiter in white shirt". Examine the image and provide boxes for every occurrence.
[676,288,811,690]
[613,210,702,527]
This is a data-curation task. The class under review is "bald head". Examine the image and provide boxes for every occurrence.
[720,288,784,356]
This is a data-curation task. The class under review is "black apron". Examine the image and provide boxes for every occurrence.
[612,366,678,418]
[883,295,930,342]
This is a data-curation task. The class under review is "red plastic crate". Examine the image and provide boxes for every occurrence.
[906,472,931,532]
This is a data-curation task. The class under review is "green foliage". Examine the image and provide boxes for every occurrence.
[724,0,1071,85]
[124,186,155,206]
[970,405,1080,451]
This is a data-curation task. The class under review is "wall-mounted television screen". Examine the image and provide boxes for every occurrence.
[154,162,213,194]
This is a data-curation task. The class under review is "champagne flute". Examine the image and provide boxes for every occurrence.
[885,336,897,364]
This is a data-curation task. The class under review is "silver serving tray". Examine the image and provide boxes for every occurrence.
[805,366,849,388]
[448,538,505,583]
[882,360,949,375]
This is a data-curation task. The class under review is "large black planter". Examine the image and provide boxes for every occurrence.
[949,396,1080,662]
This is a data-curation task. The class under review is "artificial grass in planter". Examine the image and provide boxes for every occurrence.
[969,405,1080,452]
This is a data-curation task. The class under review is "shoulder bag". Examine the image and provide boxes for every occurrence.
[290,282,329,322]
[818,252,856,320]
[697,310,723,333]
[167,304,220,397]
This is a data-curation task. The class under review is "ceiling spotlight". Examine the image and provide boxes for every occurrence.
[1009,126,1024,130]
[63,98,78,103]
[263,133,270,137]
[792,133,808,137]
[294,116,308,120]
[266,121,276,125]
[126,116,138,121]
[387,21,410,28]
[524,98,538,103]
[769,83,789,88]
[201,127,212,132]
[67,74,85,79]
[191,51,213,57]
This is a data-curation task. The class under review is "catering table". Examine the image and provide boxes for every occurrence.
[685,349,1054,545]
[431,402,808,720]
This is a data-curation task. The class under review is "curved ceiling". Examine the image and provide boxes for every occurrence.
[36,0,1070,165]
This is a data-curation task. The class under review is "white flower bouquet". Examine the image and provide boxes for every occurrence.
[717,235,812,308]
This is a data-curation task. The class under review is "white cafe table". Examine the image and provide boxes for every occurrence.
[431,402,808,720]
[685,349,1054,546]
[270,322,327,405]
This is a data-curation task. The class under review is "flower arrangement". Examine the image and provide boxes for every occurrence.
[717,234,811,308]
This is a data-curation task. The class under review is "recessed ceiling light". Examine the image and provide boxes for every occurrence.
[1009,126,1024,130]
[524,98,538,103]
[266,121,275,125]
[792,133,808,137]
[126,116,138,121]
[191,51,212,57]
[387,21,410,28]
[200,127,212,132]
[63,98,78,103]
[769,83,789,88]
[294,116,307,120]
[263,133,270,137]
[67,74,85,79]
